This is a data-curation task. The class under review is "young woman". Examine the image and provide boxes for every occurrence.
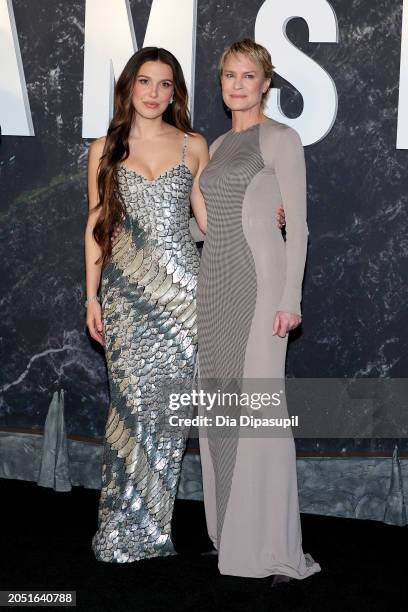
[85,47,208,563]
[197,39,321,583]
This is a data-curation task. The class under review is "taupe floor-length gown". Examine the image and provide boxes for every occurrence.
[197,118,321,579]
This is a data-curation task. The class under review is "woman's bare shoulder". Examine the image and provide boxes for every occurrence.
[187,131,208,153]
[89,136,106,159]
[87,137,106,177]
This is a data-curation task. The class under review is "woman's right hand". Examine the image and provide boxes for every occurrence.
[86,302,104,346]
[276,206,286,229]
[111,223,122,244]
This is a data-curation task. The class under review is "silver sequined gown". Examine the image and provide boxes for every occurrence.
[92,134,199,563]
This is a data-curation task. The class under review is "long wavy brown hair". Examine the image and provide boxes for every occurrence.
[92,47,193,266]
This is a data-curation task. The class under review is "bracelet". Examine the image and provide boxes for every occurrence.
[85,295,100,308]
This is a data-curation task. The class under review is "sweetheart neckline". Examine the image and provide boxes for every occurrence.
[118,162,192,183]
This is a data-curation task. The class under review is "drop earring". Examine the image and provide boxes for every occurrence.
[169,97,174,104]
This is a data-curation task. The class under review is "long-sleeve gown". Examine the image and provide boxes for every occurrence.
[196,118,321,579]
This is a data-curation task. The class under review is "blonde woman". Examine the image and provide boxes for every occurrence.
[197,39,321,583]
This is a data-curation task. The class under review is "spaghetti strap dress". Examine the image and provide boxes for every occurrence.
[92,133,200,563]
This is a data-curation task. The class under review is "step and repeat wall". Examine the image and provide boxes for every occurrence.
[1,0,407,454]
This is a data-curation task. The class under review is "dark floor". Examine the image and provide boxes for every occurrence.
[0,478,407,612]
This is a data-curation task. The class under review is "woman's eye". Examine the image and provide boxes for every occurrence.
[138,78,148,85]
[161,82,172,88]
[225,73,233,78]
[245,74,255,79]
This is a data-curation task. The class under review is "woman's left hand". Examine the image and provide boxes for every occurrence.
[272,311,302,337]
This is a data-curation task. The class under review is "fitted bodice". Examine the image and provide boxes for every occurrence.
[117,162,193,247]
[101,160,199,299]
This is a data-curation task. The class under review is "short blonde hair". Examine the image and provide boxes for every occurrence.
[218,38,275,108]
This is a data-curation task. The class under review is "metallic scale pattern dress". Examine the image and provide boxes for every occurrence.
[92,134,200,563]
[197,118,321,579]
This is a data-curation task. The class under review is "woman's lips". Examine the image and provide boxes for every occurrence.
[144,101,160,108]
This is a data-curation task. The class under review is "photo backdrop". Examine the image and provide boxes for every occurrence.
[1,0,407,456]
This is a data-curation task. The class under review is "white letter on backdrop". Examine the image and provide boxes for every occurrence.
[82,0,136,139]
[82,0,197,138]
[397,0,408,149]
[255,0,338,145]
[0,0,34,136]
